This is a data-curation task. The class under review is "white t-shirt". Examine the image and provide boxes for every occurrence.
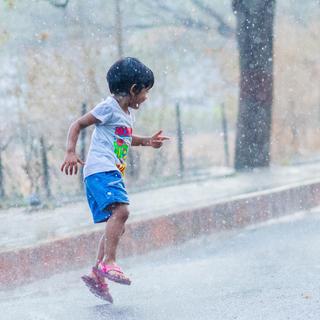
[83,96,134,179]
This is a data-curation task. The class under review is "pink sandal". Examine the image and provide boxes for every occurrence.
[93,263,131,285]
[81,269,113,303]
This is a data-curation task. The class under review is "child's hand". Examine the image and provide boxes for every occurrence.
[61,152,85,175]
[150,130,170,149]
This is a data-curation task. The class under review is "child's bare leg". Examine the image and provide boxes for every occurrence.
[103,204,129,265]
[95,234,105,267]
[86,235,105,282]
[95,226,125,269]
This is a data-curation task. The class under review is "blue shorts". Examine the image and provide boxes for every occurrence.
[84,171,129,224]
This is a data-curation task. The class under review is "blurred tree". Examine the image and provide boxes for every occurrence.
[3,0,15,9]
[144,0,275,170]
[232,0,275,170]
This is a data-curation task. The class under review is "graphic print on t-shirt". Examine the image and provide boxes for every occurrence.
[113,126,132,175]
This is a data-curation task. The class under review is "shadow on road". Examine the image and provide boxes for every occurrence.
[89,303,139,320]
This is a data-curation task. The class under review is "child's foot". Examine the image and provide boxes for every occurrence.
[94,262,131,285]
[81,268,113,303]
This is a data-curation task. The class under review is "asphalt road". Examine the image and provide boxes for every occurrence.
[1,209,320,320]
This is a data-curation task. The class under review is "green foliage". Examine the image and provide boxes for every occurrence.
[3,0,15,9]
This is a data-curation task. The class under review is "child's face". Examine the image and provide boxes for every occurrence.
[130,88,149,109]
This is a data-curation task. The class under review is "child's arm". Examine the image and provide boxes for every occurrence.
[132,130,170,149]
[61,113,99,175]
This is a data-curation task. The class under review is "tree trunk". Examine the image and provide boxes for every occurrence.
[233,0,275,170]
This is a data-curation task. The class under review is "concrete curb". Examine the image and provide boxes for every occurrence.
[1,179,320,289]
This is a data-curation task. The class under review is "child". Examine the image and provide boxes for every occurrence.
[61,57,169,303]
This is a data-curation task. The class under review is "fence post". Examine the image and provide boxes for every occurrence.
[40,136,51,199]
[0,149,5,199]
[220,103,230,167]
[176,102,184,177]
[79,102,87,185]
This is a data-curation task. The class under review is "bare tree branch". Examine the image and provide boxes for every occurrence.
[141,0,234,36]
[142,0,211,31]
[0,136,13,151]
[191,0,234,36]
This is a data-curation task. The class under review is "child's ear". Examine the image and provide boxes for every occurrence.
[129,84,138,96]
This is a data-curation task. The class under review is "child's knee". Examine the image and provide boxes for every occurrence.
[113,205,129,222]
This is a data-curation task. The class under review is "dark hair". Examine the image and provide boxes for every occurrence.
[106,57,154,95]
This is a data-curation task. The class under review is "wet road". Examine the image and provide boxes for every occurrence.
[1,209,320,320]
